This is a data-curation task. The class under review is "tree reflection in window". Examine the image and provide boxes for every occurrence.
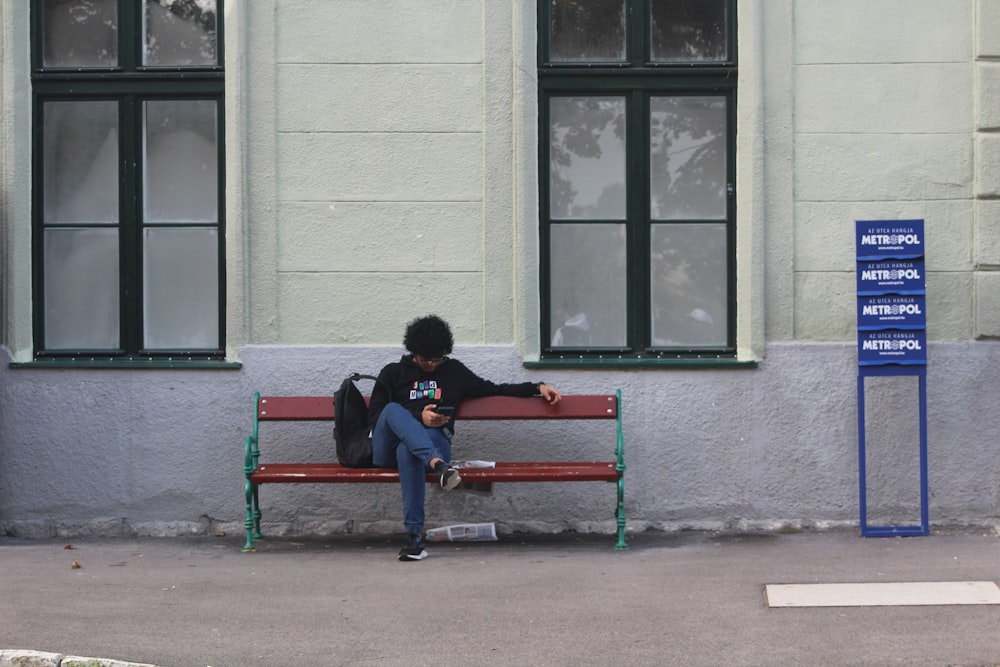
[650,96,726,221]
[549,0,625,63]
[650,0,727,63]
[144,0,217,67]
[549,97,626,220]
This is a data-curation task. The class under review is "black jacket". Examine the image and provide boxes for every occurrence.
[367,355,540,430]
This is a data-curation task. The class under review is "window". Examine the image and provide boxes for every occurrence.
[31,0,224,361]
[539,0,736,361]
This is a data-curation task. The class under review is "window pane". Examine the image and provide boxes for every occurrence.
[42,0,118,68]
[550,223,626,348]
[143,100,218,223]
[550,97,626,220]
[650,96,727,220]
[650,0,727,63]
[550,0,625,62]
[44,229,119,349]
[143,0,218,67]
[143,227,219,349]
[650,223,727,347]
[43,101,119,224]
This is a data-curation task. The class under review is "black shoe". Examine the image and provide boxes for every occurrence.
[398,533,428,561]
[434,460,462,491]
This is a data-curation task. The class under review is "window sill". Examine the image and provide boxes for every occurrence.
[11,358,242,370]
[525,356,758,370]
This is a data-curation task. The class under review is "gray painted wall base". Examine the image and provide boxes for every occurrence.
[2,342,998,539]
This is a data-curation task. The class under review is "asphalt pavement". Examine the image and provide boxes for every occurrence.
[2,527,999,666]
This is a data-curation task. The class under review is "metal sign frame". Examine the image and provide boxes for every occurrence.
[857,365,929,536]
[855,219,928,537]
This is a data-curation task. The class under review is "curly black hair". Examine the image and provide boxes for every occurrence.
[403,315,454,358]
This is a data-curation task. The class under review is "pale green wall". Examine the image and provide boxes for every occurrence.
[243,0,511,349]
[243,0,1000,354]
[4,1,1000,354]
[790,0,1000,342]
[1,1,31,361]
[236,0,767,359]
[974,0,1000,335]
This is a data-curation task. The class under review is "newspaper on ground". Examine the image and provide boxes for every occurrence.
[425,522,498,542]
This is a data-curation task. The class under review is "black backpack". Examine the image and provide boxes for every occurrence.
[333,373,379,468]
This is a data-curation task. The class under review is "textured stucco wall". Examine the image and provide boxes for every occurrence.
[2,2,999,539]
[2,342,998,538]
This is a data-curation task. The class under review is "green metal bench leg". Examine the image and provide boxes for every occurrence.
[252,485,262,540]
[243,478,258,552]
[243,431,263,552]
[614,474,628,550]
[612,388,629,550]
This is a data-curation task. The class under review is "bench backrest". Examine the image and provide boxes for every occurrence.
[256,394,618,422]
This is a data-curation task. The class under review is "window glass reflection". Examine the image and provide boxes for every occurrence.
[143,100,218,223]
[44,229,120,349]
[550,97,626,220]
[43,0,118,68]
[650,96,727,220]
[144,0,218,67]
[143,227,219,349]
[650,0,727,62]
[650,223,727,347]
[43,101,119,224]
[550,223,627,348]
[550,0,625,62]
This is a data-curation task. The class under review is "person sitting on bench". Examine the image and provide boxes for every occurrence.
[368,314,562,561]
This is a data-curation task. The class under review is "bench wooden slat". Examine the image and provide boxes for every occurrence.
[258,396,333,420]
[250,461,619,485]
[456,462,618,482]
[452,395,617,420]
[257,394,617,421]
[251,463,399,483]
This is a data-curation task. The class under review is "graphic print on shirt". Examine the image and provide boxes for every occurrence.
[410,380,442,401]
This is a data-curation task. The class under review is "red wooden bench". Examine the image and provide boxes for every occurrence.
[242,390,626,551]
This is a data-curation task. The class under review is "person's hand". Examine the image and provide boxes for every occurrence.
[422,404,451,428]
[539,383,561,404]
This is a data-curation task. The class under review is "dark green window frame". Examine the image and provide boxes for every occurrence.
[538,0,738,365]
[29,1,227,365]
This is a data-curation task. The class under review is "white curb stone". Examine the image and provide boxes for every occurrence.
[63,657,158,667]
[0,650,63,667]
[0,652,159,667]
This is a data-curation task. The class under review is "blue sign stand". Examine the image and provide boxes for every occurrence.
[856,365,929,536]
[855,220,929,537]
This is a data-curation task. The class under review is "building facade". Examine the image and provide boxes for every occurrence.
[1,0,999,538]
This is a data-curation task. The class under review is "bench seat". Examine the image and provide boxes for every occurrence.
[251,461,619,484]
[243,390,626,552]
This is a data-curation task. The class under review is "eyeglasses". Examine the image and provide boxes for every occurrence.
[416,355,447,366]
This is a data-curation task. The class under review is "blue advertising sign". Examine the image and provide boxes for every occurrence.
[856,219,924,259]
[856,259,925,295]
[857,295,926,330]
[854,219,929,536]
[858,330,927,366]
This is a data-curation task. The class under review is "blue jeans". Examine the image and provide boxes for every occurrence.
[371,402,452,534]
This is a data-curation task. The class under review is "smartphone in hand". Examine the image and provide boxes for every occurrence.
[434,406,456,417]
